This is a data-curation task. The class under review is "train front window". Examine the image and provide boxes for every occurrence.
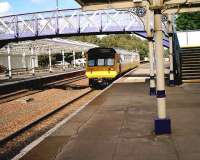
[88,58,114,67]
[97,59,105,66]
[88,59,95,67]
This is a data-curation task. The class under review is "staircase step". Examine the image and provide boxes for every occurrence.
[183,79,200,83]
[181,55,200,58]
[182,66,200,70]
[182,72,200,76]
[182,61,200,64]
[181,47,200,51]
[182,61,200,66]
[182,70,200,73]
[182,76,200,80]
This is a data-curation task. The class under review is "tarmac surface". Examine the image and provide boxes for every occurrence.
[16,64,200,160]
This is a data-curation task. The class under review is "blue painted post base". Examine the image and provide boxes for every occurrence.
[150,87,156,96]
[169,80,175,87]
[154,118,171,135]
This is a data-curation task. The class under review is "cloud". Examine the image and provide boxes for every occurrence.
[0,2,11,14]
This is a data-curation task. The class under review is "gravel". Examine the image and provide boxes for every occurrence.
[0,78,89,140]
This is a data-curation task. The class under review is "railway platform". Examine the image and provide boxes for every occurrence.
[0,68,85,96]
[0,68,82,86]
[14,64,200,160]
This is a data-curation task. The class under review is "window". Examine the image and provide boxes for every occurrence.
[97,59,104,66]
[105,58,114,66]
[88,59,95,67]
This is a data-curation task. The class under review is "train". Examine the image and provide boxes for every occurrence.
[85,47,140,87]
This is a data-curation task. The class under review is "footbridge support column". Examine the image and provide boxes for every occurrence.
[154,9,171,135]
[168,15,175,86]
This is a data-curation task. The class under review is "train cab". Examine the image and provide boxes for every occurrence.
[86,47,139,88]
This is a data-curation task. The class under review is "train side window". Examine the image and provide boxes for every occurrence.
[88,59,95,67]
[97,59,105,66]
[106,58,114,66]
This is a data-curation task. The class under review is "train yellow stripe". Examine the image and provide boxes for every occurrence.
[86,71,118,78]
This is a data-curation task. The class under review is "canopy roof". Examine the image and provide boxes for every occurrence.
[0,38,98,55]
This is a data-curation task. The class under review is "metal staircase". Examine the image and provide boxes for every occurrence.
[181,47,200,81]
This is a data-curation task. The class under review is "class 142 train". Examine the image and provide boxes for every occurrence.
[85,47,140,87]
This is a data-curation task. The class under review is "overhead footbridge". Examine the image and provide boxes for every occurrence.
[0,6,169,47]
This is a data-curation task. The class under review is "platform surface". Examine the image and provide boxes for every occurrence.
[0,68,82,86]
[19,64,200,160]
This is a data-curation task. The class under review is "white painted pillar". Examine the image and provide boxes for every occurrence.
[73,51,76,68]
[62,50,65,71]
[82,51,85,67]
[168,15,175,86]
[48,48,52,73]
[22,51,26,69]
[154,9,171,135]
[31,47,35,76]
[146,9,156,96]
[149,40,156,95]
[82,51,85,58]
[7,45,12,79]
[154,10,166,119]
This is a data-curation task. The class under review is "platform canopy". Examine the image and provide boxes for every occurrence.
[0,38,98,55]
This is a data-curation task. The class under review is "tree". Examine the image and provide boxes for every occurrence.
[68,34,148,60]
[176,12,200,31]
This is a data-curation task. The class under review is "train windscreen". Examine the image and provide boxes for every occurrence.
[87,48,116,67]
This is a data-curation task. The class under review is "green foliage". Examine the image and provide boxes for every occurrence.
[176,12,200,31]
[38,55,56,67]
[69,34,148,60]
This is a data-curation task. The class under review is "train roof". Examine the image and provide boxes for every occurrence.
[87,47,139,56]
[87,47,116,54]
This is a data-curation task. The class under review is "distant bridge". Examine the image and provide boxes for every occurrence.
[0,8,169,47]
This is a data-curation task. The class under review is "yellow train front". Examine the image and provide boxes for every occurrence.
[86,47,140,88]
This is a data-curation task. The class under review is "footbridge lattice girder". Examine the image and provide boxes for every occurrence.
[0,8,169,47]
[0,9,145,40]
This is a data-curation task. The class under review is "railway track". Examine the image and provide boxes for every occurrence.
[0,87,99,160]
[0,88,93,146]
[0,71,86,104]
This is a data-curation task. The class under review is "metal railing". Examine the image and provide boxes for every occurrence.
[173,32,182,85]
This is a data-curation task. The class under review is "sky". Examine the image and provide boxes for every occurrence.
[0,0,80,16]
